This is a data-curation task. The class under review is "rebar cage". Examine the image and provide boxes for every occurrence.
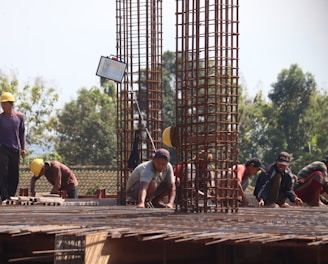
[116,0,240,212]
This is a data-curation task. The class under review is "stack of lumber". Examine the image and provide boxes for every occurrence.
[3,196,65,206]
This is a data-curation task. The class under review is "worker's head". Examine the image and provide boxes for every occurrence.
[321,156,328,166]
[192,150,212,171]
[1,92,15,112]
[30,159,44,177]
[153,148,170,172]
[245,158,265,175]
[0,92,15,103]
[276,151,290,172]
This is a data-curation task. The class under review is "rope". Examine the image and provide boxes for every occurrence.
[129,89,157,152]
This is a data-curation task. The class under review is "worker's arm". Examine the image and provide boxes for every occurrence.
[30,176,39,197]
[137,182,149,208]
[237,180,249,206]
[166,183,176,208]
[50,166,62,194]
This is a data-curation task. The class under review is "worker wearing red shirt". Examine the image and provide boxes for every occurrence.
[234,158,265,206]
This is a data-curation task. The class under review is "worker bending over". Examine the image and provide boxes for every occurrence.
[294,157,328,206]
[29,159,78,198]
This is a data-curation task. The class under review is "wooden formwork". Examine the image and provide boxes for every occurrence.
[0,205,328,263]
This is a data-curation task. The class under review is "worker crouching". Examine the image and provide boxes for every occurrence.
[126,148,176,208]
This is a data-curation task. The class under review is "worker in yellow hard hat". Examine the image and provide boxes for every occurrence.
[0,92,26,202]
[29,159,79,198]
[162,126,179,148]
[162,127,173,147]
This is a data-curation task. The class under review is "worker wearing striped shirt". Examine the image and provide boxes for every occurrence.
[294,157,328,206]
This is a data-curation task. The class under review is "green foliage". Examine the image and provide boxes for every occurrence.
[56,86,117,165]
[163,51,176,128]
[238,90,268,161]
[86,183,103,195]
[17,77,59,153]
[268,64,316,158]
[239,64,327,174]
[0,70,19,94]
[41,152,64,162]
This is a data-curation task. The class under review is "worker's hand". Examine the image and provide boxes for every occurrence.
[241,196,249,206]
[165,203,173,209]
[21,150,26,159]
[258,199,265,207]
[136,202,145,208]
[294,197,303,206]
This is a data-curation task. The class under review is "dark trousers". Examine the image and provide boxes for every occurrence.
[67,186,78,199]
[265,173,287,205]
[0,146,20,201]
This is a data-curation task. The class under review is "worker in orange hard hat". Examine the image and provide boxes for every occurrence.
[30,159,79,198]
[0,92,26,202]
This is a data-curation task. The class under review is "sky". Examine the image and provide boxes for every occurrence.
[0,0,327,107]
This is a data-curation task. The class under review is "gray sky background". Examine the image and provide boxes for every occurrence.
[1,0,327,106]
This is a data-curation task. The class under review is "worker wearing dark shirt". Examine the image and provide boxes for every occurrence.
[254,152,302,207]
[0,92,26,201]
[30,159,78,198]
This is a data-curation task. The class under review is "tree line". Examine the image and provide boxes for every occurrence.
[1,51,327,173]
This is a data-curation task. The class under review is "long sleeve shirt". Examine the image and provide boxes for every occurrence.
[0,111,26,152]
[30,161,78,195]
[254,163,296,202]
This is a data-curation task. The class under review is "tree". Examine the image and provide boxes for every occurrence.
[17,77,59,154]
[268,64,316,160]
[307,91,328,155]
[238,90,268,162]
[0,70,19,94]
[162,51,176,128]
[289,89,328,171]
[55,87,117,165]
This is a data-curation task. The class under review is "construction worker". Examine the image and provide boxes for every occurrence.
[126,148,176,208]
[192,150,216,192]
[29,159,78,198]
[294,157,328,206]
[233,158,266,206]
[0,92,26,201]
[254,151,303,208]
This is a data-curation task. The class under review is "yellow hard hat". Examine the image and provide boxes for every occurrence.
[0,92,15,102]
[30,159,44,177]
[162,127,173,148]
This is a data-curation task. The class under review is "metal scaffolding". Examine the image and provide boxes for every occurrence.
[115,0,163,204]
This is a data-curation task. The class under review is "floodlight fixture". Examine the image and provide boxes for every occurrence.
[96,56,127,82]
